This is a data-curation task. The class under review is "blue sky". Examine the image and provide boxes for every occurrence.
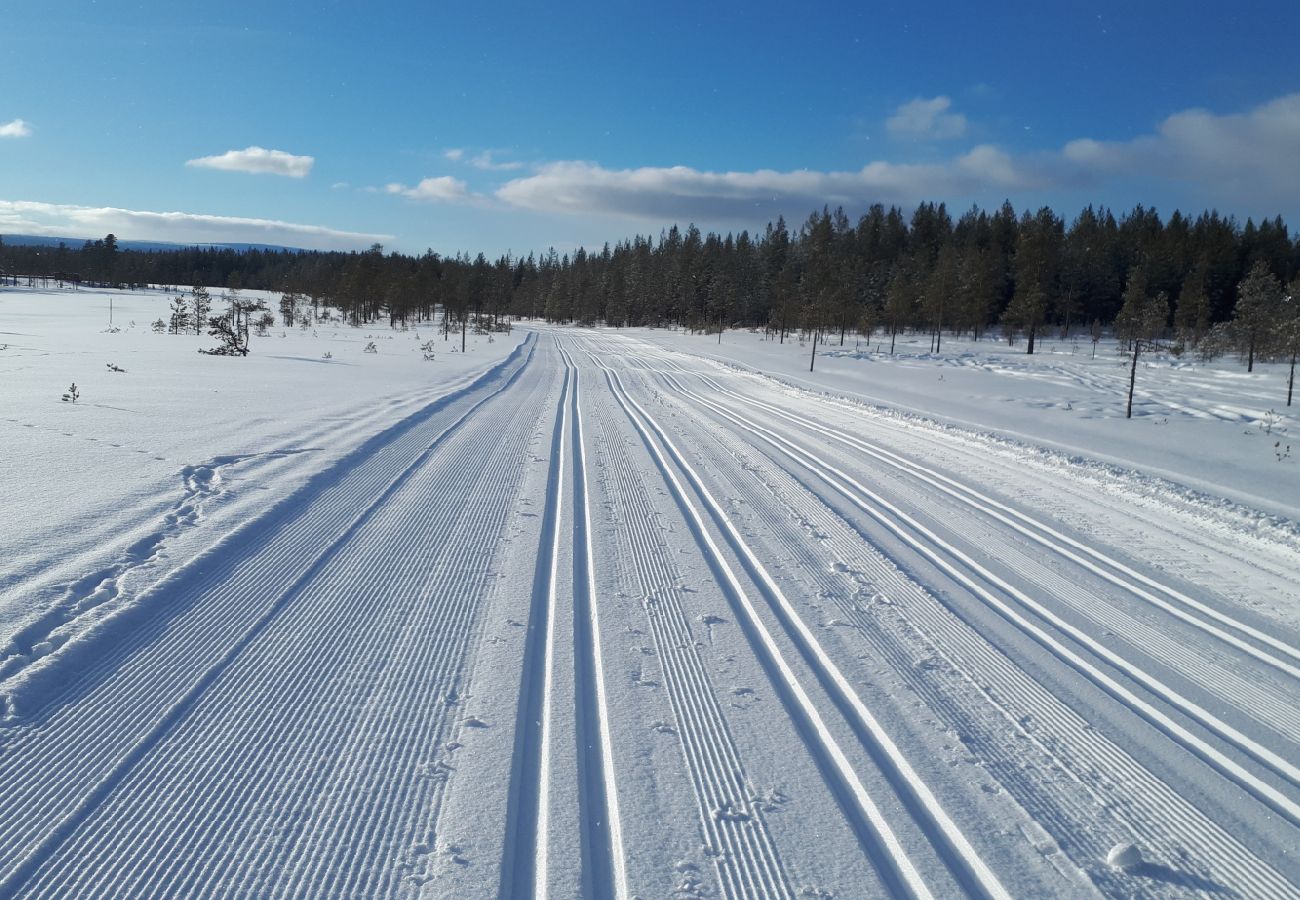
[3,1,1300,254]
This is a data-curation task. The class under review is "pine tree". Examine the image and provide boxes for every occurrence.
[192,285,211,335]
[1233,261,1282,372]
[1173,266,1210,347]
[168,295,191,334]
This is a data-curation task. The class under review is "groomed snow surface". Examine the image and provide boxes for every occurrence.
[2,287,1298,899]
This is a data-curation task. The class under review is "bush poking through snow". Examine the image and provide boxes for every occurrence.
[363,341,378,354]
[200,312,249,356]
[106,363,126,373]
[61,382,79,403]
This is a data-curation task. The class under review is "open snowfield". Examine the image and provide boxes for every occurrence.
[2,287,1299,898]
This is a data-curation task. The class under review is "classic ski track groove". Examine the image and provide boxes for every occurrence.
[644,359,1300,827]
[498,357,567,900]
[584,353,795,899]
[558,343,628,900]
[596,352,1010,900]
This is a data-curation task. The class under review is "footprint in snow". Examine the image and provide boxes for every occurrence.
[461,716,489,728]
[711,802,750,823]
[698,614,726,644]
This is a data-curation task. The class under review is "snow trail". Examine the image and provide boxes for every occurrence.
[599,356,1009,900]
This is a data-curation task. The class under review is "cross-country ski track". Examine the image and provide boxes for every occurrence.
[1,330,1298,898]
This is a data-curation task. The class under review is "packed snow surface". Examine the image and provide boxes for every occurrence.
[1,287,1298,898]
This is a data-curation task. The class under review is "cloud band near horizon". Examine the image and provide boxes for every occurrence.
[0,200,390,250]
[394,92,1300,226]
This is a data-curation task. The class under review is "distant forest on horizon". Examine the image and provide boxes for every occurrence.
[3,201,1300,357]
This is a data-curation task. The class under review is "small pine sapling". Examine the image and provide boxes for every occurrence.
[61,382,80,403]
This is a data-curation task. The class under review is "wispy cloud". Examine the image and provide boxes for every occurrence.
[443,147,525,171]
[886,96,968,141]
[0,200,389,250]
[467,150,525,171]
[384,176,478,204]
[185,146,315,178]
[0,118,32,139]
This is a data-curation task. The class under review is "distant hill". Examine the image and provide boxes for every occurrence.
[0,234,309,254]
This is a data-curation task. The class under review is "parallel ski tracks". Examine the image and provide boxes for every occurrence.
[0,338,540,897]
[501,341,625,900]
[596,354,1010,900]
[647,363,1300,830]
[658,369,1300,744]
[634,362,1296,896]
[586,359,795,899]
[678,362,1300,684]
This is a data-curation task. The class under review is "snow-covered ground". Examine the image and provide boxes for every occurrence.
[1,287,1298,898]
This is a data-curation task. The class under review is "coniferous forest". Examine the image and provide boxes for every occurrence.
[3,201,1299,361]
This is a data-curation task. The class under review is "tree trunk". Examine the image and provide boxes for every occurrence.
[810,328,819,372]
[1026,324,1036,355]
[1248,332,1255,372]
[890,326,896,355]
[1289,350,1296,406]
[1127,340,1140,419]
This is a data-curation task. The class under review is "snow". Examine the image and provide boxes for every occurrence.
[1,287,1298,898]
[634,327,1300,518]
[0,286,524,653]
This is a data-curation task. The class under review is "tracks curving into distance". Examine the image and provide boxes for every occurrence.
[6,325,1297,897]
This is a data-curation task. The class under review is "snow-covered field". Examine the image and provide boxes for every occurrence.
[2,287,1298,898]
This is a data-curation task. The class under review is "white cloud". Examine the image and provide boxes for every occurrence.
[886,96,968,141]
[0,199,390,250]
[490,92,1300,224]
[0,118,32,138]
[1061,92,1300,198]
[385,176,478,204]
[185,146,315,178]
[443,148,465,161]
[493,147,1036,222]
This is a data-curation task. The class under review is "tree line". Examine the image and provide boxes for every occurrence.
[2,202,1299,367]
